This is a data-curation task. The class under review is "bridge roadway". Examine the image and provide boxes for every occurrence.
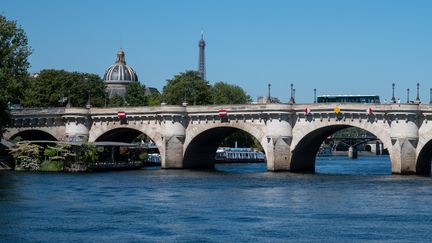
[3,103,432,175]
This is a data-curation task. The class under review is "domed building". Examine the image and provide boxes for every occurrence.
[103,48,139,98]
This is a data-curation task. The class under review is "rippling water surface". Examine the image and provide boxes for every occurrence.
[1,156,432,242]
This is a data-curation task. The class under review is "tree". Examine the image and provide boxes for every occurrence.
[78,143,99,165]
[0,99,11,137]
[9,142,42,171]
[212,82,252,104]
[162,70,212,105]
[125,82,147,106]
[147,92,161,106]
[108,94,125,107]
[22,69,105,107]
[211,82,254,149]
[0,15,32,103]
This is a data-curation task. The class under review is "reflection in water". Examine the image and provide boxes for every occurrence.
[0,156,432,242]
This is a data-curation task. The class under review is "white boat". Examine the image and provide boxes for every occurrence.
[215,147,266,163]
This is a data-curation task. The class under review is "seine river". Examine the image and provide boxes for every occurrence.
[1,156,432,242]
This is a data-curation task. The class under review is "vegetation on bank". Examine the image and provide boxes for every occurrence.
[9,142,100,172]
[8,141,156,172]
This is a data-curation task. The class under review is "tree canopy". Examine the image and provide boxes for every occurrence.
[212,81,252,104]
[107,94,124,107]
[147,92,161,106]
[124,82,147,106]
[162,70,212,105]
[0,99,11,136]
[22,69,105,107]
[0,15,32,103]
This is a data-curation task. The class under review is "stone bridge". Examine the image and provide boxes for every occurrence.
[3,103,432,175]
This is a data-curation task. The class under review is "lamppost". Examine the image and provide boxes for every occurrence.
[183,87,188,106]
[268,83,271,103]
[86,90,91,108]
[430,88,432,104]
[406,88,410,103]
[415,83,420,103]
[289,83,295,104]
[66,89,71,108]
[313,88,317,103]
[391,83,396,103]
[104,92,108,107]
[293,88,296,103]
[193,90,196,106]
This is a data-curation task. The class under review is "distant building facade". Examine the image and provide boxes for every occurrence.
[256,96,281,104]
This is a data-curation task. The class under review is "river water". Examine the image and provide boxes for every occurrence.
[1,156,432,242]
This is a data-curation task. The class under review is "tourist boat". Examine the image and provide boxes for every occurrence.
[215,147,266,163]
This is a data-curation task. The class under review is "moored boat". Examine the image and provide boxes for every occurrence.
[215,147,266,163]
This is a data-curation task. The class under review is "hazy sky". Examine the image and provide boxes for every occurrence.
[2,0,432,103]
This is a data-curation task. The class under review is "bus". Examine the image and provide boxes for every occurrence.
[316,95,380,104]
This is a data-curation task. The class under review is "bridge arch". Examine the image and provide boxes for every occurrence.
[183,122,266,169]
[290,121,392,172]
[91,126,164,166]
[9,129,58,142]
[91,126,162,150]
[416,138,432,175]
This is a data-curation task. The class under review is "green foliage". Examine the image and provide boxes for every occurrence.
[79,143,99,165]
[43,147,56,160]
[46,144,75,162]
[0,99,11,135]
[125,82,147,106]
[0,15,32,103]
[220,130,262,150]
[40,160,64,172]
[139,152,148,162]
[333,127,372,138]
[22,69,105,107]
[147,92,162,106]
[212,82,252,104]
[12,136,22,143]
[9,142,42,171]
[162,70,212,105]
[108,94,125,107]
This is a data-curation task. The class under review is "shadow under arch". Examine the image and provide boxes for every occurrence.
[183,126,265,169]
[416,139,432,175]
[95,127,146,143]
[291,125,386,173]
[10,129,57,142]
[94,127,163,164]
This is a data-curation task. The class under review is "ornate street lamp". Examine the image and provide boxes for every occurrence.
[430,88,432,104]
[66,89,71,108]
[104,92,108,107]
[289,83,295,104]
[293,89,296,103]
[415,83,420,103]
[268,83,271,103]
[313,88,317,103]
[391,83,396,103]
[407,88,410,103]
[86,90,91,108]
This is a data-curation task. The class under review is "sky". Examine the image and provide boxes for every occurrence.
[2,0,432,103]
